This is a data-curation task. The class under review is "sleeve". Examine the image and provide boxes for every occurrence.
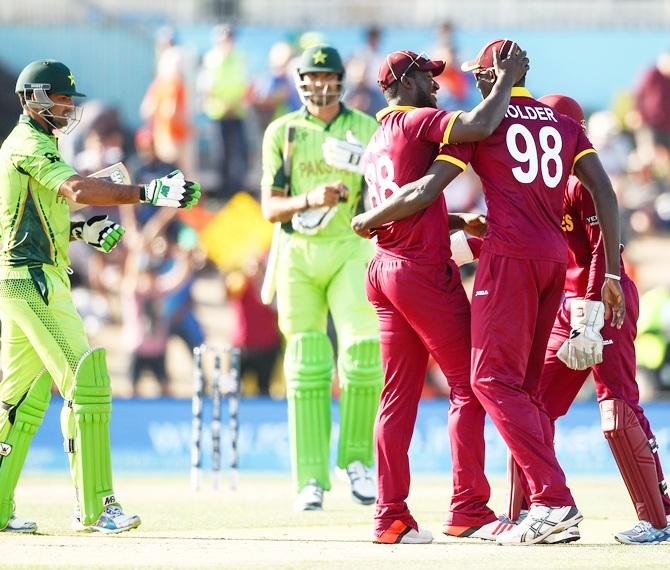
[571,125,597,172]
[575,182,606,300]
[406,107,463,145]
[260,120,287,193]
[435,141,476,172]
[14,138,77,194]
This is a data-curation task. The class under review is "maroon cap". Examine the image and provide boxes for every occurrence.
[538,94,585,125]
[461,39,520,72]
[377,51,446,91]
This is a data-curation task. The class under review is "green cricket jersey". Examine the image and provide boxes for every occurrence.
[0,115,76,270]
[261,105,378,239]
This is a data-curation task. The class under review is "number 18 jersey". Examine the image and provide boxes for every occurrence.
[438,87,595,263]
[363,105,462,264]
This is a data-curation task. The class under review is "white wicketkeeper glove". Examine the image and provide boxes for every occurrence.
[450,230,475,266]
[70,215,125,253]
[322,130,365,174]
[140,169,201,209]
[557,299,605,370]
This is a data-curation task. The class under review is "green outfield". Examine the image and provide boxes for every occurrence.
[1,473,668,569]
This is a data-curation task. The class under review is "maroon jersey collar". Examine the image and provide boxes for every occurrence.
[511,87,533,98]
[376,105,417,121]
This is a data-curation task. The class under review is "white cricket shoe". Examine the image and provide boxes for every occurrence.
[2,510,37,534]
[74,504,141,534]
[344,461,376,505]
[614,516,670,545]
[293,479,324,512]
[542,525,581,544]
[496,505,583,546]
[444,515,517,541]
[374,520,433,544]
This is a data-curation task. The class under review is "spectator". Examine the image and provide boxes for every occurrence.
[225,257,281,397]
[200,24,250,199]
[635,49,670,158]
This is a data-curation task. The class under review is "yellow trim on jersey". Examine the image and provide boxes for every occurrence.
[375,105,416,121]
[571,148,597,173]
[442,110,463,144]
[511,87,533,98]
[435,154,467,171]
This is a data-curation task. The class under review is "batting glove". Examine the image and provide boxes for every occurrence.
[322,130,365,174]
[450,231,476,266]
[557,299,605,370]
[141,170,201,209]
[70,215,125,253]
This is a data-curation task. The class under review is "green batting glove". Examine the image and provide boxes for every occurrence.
[140,169,201,209]
[70,215,125,253]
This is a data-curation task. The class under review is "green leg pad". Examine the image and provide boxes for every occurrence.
[62,348,115,526]
[284,332,334,492]
[337,337,382,468]
[0,369,51,528]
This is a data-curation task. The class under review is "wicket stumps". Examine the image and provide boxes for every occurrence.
[191,344,242,491]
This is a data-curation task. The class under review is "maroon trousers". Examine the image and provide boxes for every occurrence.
[367,253,496,536]
[470,252,575,507]
[539,279,670,515]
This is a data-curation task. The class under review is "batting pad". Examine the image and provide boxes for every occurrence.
[62,348,115,526]
[600,398,667,528]
[285,332,333,492]
[0,369,51,529]
[337,337,382,468]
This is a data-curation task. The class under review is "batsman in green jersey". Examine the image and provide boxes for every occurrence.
[0,60,200,533]
[261,45,383,511]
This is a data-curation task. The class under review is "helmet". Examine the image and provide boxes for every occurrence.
[295,45,345,107]
[15,60,85,97]
[15,60,85,134]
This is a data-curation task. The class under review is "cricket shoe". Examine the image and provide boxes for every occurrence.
[496,505,583,546]
[444,515,517,541]
[542,525,581,544]
[74,504,141,534]
[374,520,433,544]
[343,461,376,505]
[293,479,324,512]
[614,516,670,545]
[1,509,37,533]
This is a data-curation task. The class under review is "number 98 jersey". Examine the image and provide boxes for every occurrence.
[363,105,462,264]
[438,87,595,263]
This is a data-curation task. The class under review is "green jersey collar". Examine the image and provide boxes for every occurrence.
[301,103,350,129]
[19,114,53,137]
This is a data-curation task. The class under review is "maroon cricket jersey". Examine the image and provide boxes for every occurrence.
[439,87,595,263]
[562,175,628,300]
[363,105,462,263]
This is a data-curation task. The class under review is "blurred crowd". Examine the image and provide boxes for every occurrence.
[56,22,670,400]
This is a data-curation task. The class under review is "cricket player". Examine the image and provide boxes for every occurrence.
[504,94,670,545]
[0,59,200,533]
[352,39,625,545]
[260,45,382,511]
[346,46,528,545]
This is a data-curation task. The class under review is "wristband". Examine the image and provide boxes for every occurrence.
[604,273,621,281]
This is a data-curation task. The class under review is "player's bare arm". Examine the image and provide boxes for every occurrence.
[449,46,529,143]
[60,170,200,209]
[261,181,348,223]
[573,152,625,328]
[351,161,462,237]
[449,212,488,237]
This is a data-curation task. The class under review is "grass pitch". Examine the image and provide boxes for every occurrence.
[1,472,668,569]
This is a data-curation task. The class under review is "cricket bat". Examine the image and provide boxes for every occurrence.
[260,125,295,305]
[68,161,131,212]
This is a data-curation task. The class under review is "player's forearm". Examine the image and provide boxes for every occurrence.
[451,73,516,142]
[60,175,141,205]
[261,189,308,223]
[574,156,621,277]
[362,175,438,228]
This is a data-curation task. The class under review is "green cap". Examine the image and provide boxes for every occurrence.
[15,60,86,97]
[297,45,344,76]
